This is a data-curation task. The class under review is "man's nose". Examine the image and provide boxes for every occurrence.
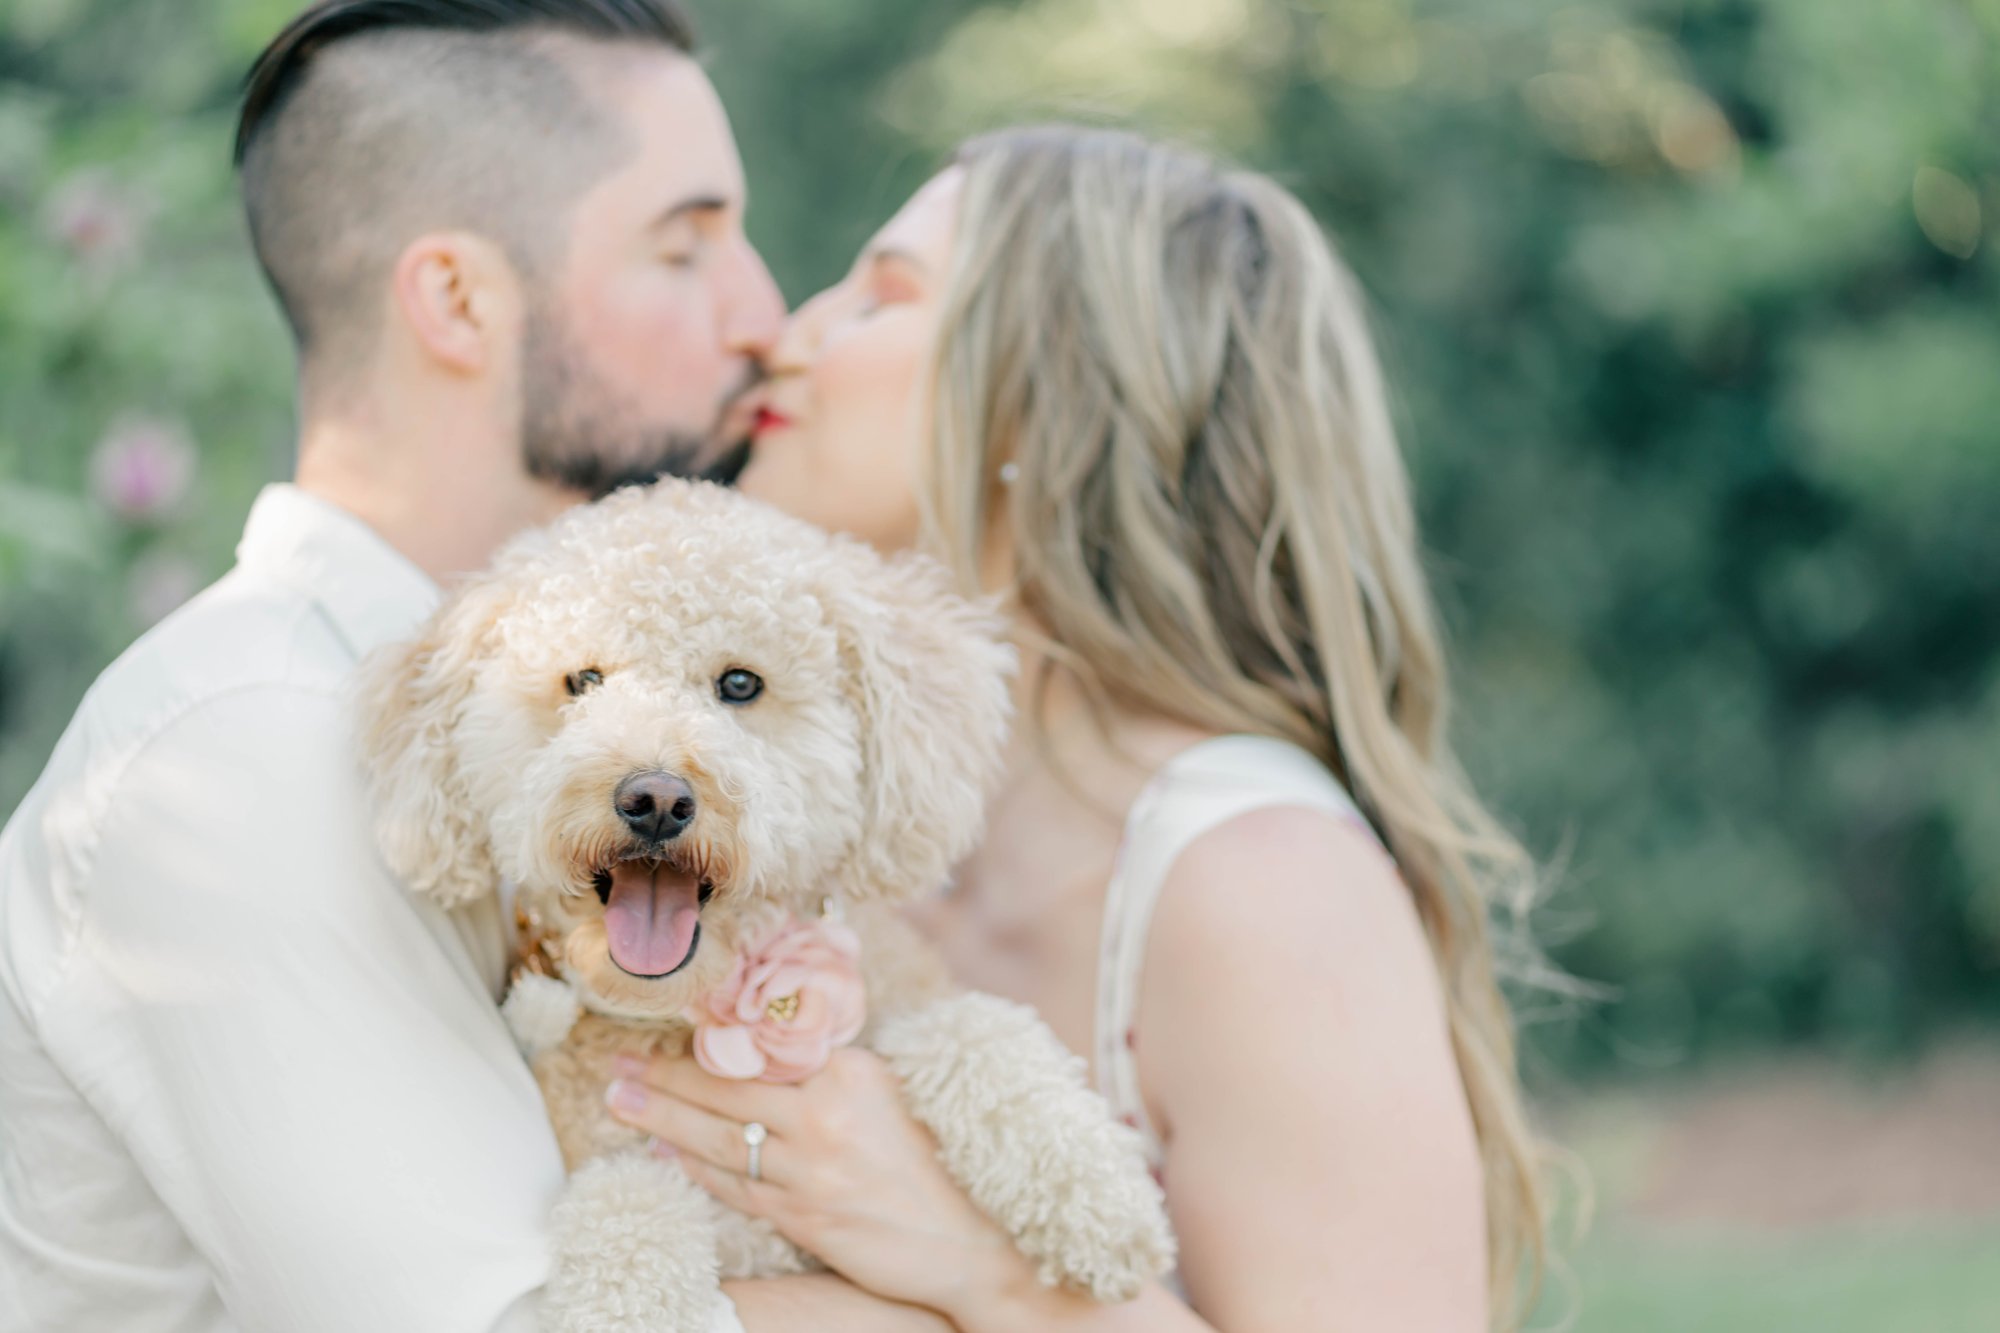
[723,240,786,361]
[614,771,697,843]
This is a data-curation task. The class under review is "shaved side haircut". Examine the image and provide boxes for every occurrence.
[235,0,697,383]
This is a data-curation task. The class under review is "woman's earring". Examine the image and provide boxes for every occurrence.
[998,462,1020,486]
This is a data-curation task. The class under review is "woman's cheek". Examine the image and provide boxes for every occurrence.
[813,354,921,545]
[830,430,921,550]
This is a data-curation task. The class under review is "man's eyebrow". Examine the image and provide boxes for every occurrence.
[650,194,733,230]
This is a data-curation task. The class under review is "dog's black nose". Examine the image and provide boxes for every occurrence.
[613,771,696,843]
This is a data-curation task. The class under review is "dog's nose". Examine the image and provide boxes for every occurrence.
[613,771,696,843]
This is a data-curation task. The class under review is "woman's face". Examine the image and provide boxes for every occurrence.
[737,169,963,552]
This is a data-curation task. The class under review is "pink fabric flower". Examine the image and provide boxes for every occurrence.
[691,916,867,1083]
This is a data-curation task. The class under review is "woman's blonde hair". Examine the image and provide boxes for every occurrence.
[923,125,1552,1324]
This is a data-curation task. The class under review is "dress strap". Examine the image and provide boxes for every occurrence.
[1094,735,1381,1167]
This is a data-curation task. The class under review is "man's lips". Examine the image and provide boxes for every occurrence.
[711,369,769,445]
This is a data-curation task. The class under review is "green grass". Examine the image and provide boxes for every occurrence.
[1533,1221,2000,1332]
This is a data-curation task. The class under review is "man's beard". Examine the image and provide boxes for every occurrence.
[519,309,758,499]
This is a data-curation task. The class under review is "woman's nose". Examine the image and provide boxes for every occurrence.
[765,291,830,375]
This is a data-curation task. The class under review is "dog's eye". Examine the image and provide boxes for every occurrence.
[717,668,764,706]
[565,668,605,697]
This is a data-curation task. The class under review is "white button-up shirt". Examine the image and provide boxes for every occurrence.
[0,485,566,1331]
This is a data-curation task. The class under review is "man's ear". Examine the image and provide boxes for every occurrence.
[353,574,512,906]
[821,543,1015,903]
[390,230,519,376]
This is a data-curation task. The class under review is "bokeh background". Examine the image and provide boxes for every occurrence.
[3,0,1997,1326]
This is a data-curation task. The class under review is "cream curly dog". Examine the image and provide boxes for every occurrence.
[358,479,1171,1332]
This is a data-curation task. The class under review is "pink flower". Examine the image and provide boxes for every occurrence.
[90,415,195,521]
[44,171,147,270]
[691,916,867,1083]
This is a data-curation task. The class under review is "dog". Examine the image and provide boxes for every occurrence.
[358,478,1172,1331]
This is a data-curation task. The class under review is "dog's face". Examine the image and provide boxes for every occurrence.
[359,479,1011,1020]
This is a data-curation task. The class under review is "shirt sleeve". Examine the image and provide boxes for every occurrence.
[42,684,565,1333]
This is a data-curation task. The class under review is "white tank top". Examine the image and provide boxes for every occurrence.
[1093,733,1384,1177]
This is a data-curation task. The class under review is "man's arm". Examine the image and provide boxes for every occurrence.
[44,686,565,1331]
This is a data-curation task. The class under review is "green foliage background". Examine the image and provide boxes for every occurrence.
[3,0,1997,1084]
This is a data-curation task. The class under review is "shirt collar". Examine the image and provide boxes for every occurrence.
[235,484,441,662]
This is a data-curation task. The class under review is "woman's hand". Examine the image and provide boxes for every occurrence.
[606,1047,1037,1322]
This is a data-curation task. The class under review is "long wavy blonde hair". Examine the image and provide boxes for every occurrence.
[920,125,1551,1324]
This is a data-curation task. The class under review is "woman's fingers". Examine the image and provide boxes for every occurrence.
[676,1151,791,1222]
[606,1077,793,1185]
[617,1051,802,1136]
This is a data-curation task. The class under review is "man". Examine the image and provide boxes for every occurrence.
[0,4,939,1329]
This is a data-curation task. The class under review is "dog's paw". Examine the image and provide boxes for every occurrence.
[874,992,1176,1301]
[544,1150,728,1332]
[502,971,581,1058]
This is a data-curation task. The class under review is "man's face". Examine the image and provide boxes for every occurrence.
[522,53,784,497]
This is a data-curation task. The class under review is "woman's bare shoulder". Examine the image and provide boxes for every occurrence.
[1153,803,1430,982]
[1139,803,1455,1104]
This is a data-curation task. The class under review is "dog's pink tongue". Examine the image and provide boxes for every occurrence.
[604,862,702,977]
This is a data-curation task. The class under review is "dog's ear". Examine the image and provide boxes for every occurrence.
[821,545,1014,902]
[354,574,512,908]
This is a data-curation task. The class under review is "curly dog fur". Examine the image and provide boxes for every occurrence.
[358,480,1171,1331]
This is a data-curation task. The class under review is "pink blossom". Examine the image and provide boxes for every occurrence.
[90,415,195,521]
[44,171,146,269]
[690,916,867,1083]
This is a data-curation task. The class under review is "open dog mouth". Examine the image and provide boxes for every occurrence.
[590,854,717,979]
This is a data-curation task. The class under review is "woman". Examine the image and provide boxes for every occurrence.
[607,126,1549,1330]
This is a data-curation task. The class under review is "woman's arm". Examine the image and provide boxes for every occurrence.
[1138,806,1489,1329]
[922,807,1489,1333]
[723,1275,950,1331]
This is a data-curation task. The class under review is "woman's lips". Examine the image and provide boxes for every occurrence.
[752,407,795,436]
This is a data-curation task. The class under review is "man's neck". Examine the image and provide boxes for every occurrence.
[292,415,584,586]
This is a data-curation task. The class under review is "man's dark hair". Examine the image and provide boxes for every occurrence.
[235,0,697,378]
